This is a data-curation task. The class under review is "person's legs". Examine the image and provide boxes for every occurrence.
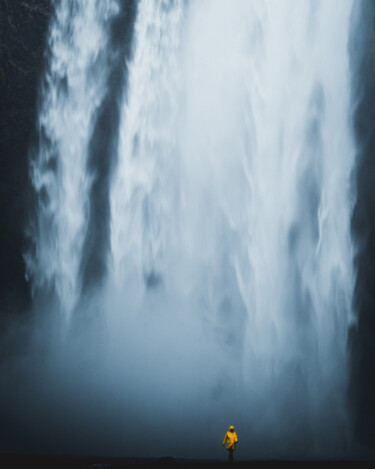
[228,449,233,462]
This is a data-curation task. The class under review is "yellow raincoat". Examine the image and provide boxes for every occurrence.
[223,426,238,450]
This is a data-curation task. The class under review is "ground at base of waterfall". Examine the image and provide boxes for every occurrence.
[0,454,373,469]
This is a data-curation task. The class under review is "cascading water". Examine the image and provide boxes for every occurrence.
[25,0,356,459]
[25,0,119,320]
[110,0,184,291]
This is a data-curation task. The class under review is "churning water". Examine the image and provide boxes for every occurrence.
[25,0,356,459]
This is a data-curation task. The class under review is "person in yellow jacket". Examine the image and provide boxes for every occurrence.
[222,425,238,462]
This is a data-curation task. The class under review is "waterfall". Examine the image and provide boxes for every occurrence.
[25,0,119,320]
[26,0,356,458]
[110,0,184,291]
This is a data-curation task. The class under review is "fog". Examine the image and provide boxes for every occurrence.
[0,0,362,460]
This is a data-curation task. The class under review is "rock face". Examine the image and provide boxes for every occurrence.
[0,0,52,311]
[348,0,375,452]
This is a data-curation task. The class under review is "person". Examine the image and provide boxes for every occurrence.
[222,425,238,462]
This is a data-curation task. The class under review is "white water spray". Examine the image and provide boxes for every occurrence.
[110,0,184,289]
[26,0,356,459]
[26,0,119,320]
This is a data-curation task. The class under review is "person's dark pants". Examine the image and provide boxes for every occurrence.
[228,449,234,462]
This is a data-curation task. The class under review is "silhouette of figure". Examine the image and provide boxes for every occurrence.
[223,425,238,462]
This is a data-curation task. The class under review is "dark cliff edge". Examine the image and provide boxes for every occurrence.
[348,0,375,455]
[0,0,52,313]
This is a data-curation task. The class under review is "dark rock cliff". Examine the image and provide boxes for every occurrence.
[0,0,52,311]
